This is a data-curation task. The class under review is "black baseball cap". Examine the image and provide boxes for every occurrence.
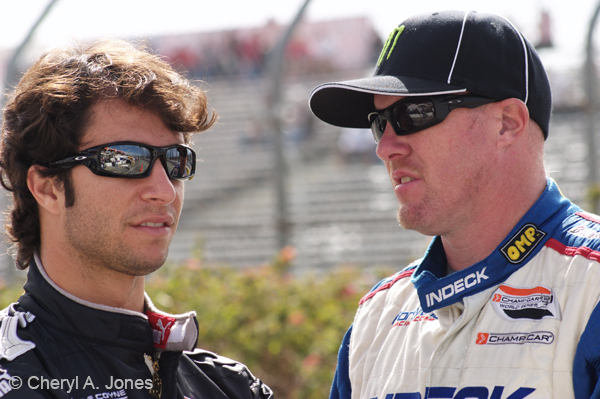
[309,10,552,138]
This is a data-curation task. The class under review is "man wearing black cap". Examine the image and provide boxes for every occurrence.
[309,10,600,399]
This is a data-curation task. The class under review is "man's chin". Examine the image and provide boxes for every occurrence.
[397,205,431,234]
[397,205,421,231]
[120,251,169,277]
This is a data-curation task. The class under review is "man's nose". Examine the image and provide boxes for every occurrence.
[376,124,411,161]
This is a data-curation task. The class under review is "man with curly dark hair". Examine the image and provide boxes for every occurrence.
[0,39,273,399]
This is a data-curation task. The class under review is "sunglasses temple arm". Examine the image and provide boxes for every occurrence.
[47,154,94,168]
[448,98,496,111]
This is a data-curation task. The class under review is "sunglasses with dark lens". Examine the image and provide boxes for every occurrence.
[47,142,196,181]
[367,94,497,143]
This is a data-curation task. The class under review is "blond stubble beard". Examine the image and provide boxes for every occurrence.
[394,160,492,237]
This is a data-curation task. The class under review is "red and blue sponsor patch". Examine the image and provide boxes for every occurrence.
[391,307,437,327]
[490,285,560,321]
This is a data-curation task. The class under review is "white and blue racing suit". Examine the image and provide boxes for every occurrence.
[331,179,600,399]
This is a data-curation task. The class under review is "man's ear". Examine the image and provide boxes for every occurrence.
[27,166,65,215]
[495,98,529,148]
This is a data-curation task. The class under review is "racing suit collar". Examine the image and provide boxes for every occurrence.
[16,255,199,353]
[412,178,579,312]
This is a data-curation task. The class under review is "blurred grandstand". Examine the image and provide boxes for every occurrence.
[142,16,593,270]
[0,15,593,274]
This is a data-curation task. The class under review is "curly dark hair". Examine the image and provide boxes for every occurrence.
[0,39,217,269]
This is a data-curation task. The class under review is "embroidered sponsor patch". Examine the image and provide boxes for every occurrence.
[391,307,437,327]
[0,311,36,361]
[424,267,489,309]
[476,331,555,345]
[567,225,600,240]
[146,311,176,350]
[500,224,546,264]
[491,285,560,321]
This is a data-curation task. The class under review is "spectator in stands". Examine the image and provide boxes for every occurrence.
[0,39,272,399]
[309,10,600,398]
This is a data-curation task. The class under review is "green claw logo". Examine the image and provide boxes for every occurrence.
[377,25,405,66]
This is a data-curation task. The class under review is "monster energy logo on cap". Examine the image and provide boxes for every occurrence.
[377,25,405,66]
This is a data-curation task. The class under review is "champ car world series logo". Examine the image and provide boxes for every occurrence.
[491,284,560,321]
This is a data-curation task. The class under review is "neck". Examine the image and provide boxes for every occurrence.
[37,248,146,313]
[442,175,547,272]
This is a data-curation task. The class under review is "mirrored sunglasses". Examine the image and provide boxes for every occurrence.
[368,94,497,143]
[47,142,196,181]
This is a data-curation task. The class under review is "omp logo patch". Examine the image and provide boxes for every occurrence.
[476,331,554,345]
[391,307,437,327]
[491,285,560,321]
[500,224,546,263]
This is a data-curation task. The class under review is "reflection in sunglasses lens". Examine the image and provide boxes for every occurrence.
[166,147,191,178]
[100,145,152,175]
[99,145,194,178]
[393,100,435,132]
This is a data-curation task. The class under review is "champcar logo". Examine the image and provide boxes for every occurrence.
[491,285,560,321]
[476,331,555,345]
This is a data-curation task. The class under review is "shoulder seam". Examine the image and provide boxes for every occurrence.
[359,269,415,305]
[545,238,600,262]
[575,211,600,225]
